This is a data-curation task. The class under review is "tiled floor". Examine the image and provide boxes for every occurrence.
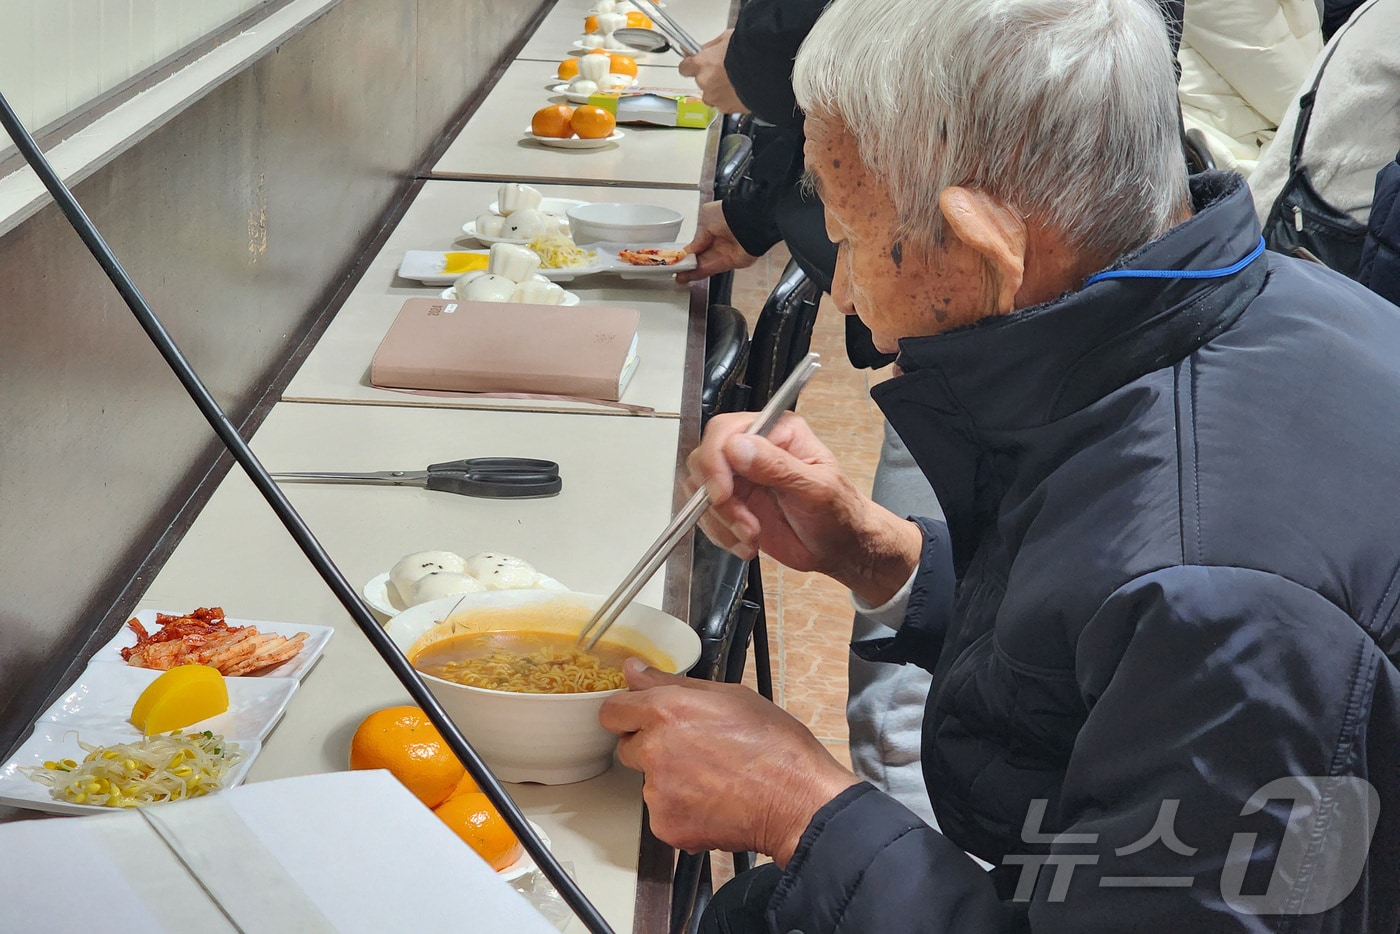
[705,246,893,883]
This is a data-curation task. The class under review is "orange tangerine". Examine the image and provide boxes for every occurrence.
[571,105,616,139]
[434,792,524,872]
[532,104,577,139]
[584,14,599,33]
[625,11,653,28]
[608,53,638,78]
[557,58,580,81]
[348,706,464,808]
[444,771,480,801]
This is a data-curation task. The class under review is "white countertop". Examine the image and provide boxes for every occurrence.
[281,180,699,418]
[429,60,716,189]
[135,401,686,933]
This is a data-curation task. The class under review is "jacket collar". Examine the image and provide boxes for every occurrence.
[871,172,1268,570]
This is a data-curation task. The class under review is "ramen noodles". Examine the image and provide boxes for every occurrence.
[413,631,656,694]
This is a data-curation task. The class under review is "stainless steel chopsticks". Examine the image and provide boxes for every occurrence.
[578,353,822,652]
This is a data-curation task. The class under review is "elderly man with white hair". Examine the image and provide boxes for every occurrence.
[599,0,1400,929]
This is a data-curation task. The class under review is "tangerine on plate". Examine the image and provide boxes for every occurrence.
[532,104,577,138]
[348,706,464,808]
[557,58,580,81]
[584,14,599,33]
[571,105,617,139]
[434,792,524,872]
[625,11,653,28]
[608,53,638,77]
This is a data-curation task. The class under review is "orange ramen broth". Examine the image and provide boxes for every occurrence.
[412,631,662,694]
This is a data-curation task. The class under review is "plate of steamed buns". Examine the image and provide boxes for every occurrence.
[362,550,568,618]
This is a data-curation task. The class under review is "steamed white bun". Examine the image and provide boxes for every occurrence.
[502,208,548,241]
[463,273,517,302]
[463,553,541,590]
[390,551,466,604]
[410,571,486,605]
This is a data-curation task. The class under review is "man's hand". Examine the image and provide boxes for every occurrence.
[599,660,858,865]
[678,30,748,115]
[685,411,923,605]
[677,200,758,284]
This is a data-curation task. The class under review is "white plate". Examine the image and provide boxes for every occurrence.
[460,221,534,246]
[593,241,697,277]
[399,250,491,286]
[531,255,606,280]
[438,286,581,306]
[95,609,332,682]
[403,251,600,284]
[548,82,639,105]
[570,40,657,63]
[0,724,261,816]
[523,129,625,150]
[499,820,552,882]
[36,664,298,742]
[362,572,570,619]
[486,197,590,218]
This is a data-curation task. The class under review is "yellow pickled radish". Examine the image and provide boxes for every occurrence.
[130,665,229,735]
[442,252,488,275]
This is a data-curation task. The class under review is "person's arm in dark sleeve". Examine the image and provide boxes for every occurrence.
[725,0,830,130]
[851,516,955,672]
[771,565,1382,932]
[721,130,805,257]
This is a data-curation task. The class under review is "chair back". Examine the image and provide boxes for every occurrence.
[714,133,754,201]
[744,260,822,407]
[701,303,751,425]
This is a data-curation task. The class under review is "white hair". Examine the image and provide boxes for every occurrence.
[792,0,1189,259]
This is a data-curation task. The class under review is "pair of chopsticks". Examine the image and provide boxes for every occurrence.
[632,0,703,56]
[578,353,822,651]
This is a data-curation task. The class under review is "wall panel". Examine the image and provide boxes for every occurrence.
[0,0,549,757]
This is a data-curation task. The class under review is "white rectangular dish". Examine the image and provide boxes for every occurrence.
[399,244,694,285]
[94,609,332,682]
[0,724,261,816]
[36,664,298,742]
[592,241,697,278]
[398,250,601,285]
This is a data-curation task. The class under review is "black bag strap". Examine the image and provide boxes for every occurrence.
[1289,1,1374,172]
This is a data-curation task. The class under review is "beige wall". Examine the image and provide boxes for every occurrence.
[0,0,548,756]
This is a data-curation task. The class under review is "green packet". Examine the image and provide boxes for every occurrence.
[584,88,717,129]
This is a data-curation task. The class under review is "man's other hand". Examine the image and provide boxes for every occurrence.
[678,29,748,114]
[677,200,759,283]
[599,660,858,866]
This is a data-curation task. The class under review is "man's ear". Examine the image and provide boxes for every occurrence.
[939,187,1027,314]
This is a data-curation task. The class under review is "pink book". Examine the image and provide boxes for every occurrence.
[370,298,641,401]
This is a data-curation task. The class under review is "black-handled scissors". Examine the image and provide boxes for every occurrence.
[270,457,562,498]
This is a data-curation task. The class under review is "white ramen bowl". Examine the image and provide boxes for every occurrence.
[565,202,684,245]
[387,590,700,784]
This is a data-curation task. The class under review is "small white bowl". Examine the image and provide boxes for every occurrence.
[388,591,700,785]
[566,203,685,246]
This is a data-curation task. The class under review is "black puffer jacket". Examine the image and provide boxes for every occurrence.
[718,0,825,258]
[769,173,1400,931]
[724,0,826,132]
[1359,152,1400,308]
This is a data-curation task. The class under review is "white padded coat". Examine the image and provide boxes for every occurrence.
[1178,0,1323,174]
